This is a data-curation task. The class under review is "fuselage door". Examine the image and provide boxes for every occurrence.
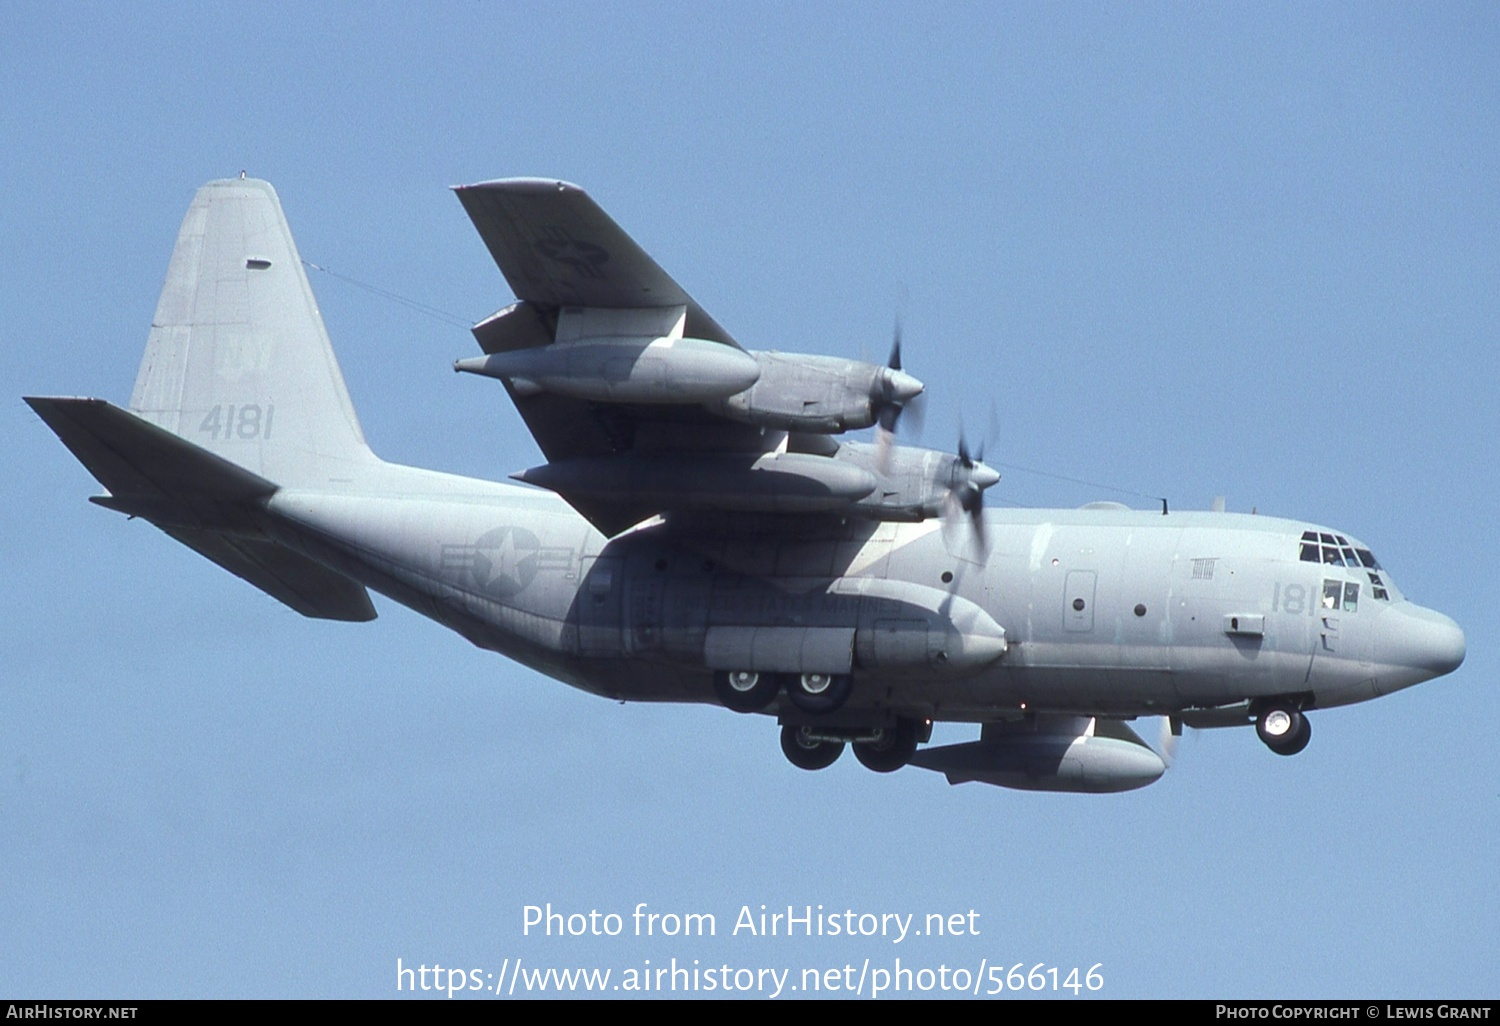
[575,554,624,657]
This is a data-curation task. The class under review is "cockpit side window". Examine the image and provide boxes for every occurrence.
[1322,579,1342,610]
[1343,582,1359,612]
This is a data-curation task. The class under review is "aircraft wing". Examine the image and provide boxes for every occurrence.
[455,179,765,503]
[454,179,739,348]
[453,181,965,538]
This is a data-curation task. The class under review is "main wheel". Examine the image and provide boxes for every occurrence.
[1269,713,1311,755]
[784,672,853,715]
[712,670,780,713]
[853,718,920,773]
[780,724,845,770]
[1256,704,1311,756]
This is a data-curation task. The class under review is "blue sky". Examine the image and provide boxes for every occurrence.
[3,2,1496,999]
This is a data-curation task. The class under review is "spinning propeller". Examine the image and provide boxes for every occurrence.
[1157,715,1183,769]
[943,430,1000,552]
[873,318,925,474]
[866,319,997,548]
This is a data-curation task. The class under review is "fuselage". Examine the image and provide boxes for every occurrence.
[264,461,1465,724]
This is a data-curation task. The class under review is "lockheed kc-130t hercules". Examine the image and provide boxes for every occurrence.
[27,177,1466,793]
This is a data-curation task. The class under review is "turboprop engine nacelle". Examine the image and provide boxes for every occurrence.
[910,717,1167,793]
[708,352,923,433]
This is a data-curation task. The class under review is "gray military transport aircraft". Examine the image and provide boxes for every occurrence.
[28,177,1467,793]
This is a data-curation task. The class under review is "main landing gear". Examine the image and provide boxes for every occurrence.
[780,724,845,770]
[712,670,781,713]
[778,719,924,774]
[1254,701,1312,756]
[712,670,922,774]
[712,671,853,715]
[783,672,853,715]
[851,719,921,773]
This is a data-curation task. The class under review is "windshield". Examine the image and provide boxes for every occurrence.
[1297,530,1397,601]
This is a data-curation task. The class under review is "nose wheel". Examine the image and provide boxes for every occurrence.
[1256,703,1312,756]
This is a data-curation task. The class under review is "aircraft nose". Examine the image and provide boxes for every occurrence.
[1378,603,1466,678]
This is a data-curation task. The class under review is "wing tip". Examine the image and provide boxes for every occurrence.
[452,177,585,196]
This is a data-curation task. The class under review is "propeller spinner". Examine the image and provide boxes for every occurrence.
[944,433,1000,551]
[874,320,926,473]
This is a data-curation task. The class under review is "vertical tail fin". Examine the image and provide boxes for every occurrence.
[130,178,376,486]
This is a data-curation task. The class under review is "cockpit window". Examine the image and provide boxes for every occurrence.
[1322,580,1341,609]
[1320,579,1362,612]
[1298,532,1385,587]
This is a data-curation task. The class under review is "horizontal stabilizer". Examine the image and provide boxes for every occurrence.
[158,526,376,622]
[28,396,376,622]
[26,397,276,509]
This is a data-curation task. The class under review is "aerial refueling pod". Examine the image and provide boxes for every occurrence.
[911,716,1167,793]
[515,451,878,516]
[455,336,761,403]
